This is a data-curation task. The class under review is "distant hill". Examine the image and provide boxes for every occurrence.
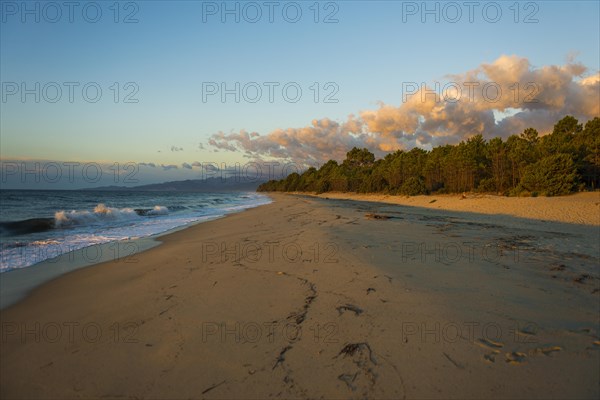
[85,178,266,192]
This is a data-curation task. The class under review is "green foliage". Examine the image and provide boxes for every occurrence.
[283,172,300,191]
[521,127,539,143]
[315,178,330,194]
[344,147,375,168]
[520,154,578,196]
[400,177,427,196]
[256,116,597,196]
[477,178,496,193]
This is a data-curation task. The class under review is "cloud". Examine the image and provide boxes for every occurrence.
[181,162,192,169]
[171,146,184,152]
[198,143,205,150]
[208,117,390,163]
[161,164,178,171]
[208,55,599,163]
[139,162,156,168]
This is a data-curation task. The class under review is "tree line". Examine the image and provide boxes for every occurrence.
[257,116,600,196]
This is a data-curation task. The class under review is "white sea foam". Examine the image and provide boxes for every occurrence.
[0,194,272,272]
[147,205,169,216]
[54,204,141,227]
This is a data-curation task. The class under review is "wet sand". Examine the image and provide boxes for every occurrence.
[1,194,599,399]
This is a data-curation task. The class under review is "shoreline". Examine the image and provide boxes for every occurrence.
[4,190,596,310]
[287,191,600,226]
[0,201,268,310]
[1,193,598,399]
[0,237,162,310]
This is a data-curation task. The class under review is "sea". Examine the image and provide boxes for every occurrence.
[0,190,272,273]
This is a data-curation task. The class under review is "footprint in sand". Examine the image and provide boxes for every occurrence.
[476,338,503,363]
[477,338,504,350]
[334,342,378,391]
[505,351,527,364]
[528,346,562,357]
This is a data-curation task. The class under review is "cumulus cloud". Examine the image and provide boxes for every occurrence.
[161,164,178,171]
[208,55,599,163]
[181,162,192,169]
[139,162,156,168]
[209,117,386,163]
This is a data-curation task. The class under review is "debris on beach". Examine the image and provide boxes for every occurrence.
[550,264,567,271]
[337,304,364,316]
[574,274,591,283]
[336,342,378,365]
[201,380,226,395]
[365,213,392,220]
[273,346,293,370]
[443,352,465,369]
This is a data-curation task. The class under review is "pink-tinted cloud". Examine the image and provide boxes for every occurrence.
[209,55,599,163]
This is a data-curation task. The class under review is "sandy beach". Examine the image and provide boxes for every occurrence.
[1,193,599,399]
[300,191,600,226]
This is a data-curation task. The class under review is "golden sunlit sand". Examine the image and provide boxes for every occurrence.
[302,191,600,225]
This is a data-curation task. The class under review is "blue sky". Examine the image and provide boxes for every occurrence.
[1,0,599,187]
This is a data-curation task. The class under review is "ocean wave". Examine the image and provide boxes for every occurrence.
[134,205,170,216]
[147,205,169,215]
[0,193,272,271]
[1,204,171,235]
[0,218,55,236]
[55,204,141,227]
[166,205,188,210]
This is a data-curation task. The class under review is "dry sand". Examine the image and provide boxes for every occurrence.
[1,193,599,399]
[303,191,600,226]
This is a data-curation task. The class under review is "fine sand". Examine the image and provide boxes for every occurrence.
[299,191,600,226]
[1,193,599,399]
